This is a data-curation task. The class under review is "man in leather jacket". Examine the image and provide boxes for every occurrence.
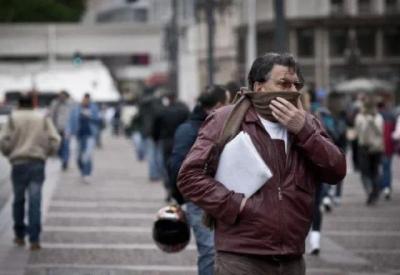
[177,53,346,275]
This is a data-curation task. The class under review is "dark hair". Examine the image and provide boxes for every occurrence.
[18,93,34,108]
[84,93,91,99]
[198,85,227,109]
[247,52,304,90]
[60,90,69,97]
[225,81,240,103]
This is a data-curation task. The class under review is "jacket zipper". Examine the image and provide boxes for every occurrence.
[278,186,282,201]
[203,162,208,173]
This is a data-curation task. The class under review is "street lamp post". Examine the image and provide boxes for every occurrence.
[344,29,362,80]
[168,0,179,96]
[206,0,215,87]
[273,0,287,52]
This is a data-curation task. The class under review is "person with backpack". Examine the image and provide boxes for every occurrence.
[168,85,228,275]
[355,94,384,205]
[177,53,346,275]
[0,93,61,251]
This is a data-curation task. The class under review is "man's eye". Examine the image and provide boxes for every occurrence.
[294,82,304,90]
[280,81,291,88]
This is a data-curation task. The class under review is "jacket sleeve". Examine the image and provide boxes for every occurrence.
[294,113,347,184]
[177,112,244,225]
[0,117,14,156]
[45,117,61,156]
[168,123,195,204]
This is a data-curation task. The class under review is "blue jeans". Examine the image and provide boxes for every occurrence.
[145,138,163,181]
[12,161,45,243]
[185,202,215,275]
[58,133,70,168]
[77,136,95,176]
[131,132,146,161]
[380,155,392,189]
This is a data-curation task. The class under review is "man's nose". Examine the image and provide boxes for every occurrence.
[288,84,297,92]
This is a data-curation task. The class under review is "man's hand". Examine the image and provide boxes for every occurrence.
[270,97,306,134]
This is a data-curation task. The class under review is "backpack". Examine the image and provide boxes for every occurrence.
[359,116,384,153]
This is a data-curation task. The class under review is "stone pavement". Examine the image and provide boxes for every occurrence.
[0,135,399,275]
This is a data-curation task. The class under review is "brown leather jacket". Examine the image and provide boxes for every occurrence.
[177,105,346,256]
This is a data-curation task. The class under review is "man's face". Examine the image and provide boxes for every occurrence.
[254,65,302,93]
[82,97,90,107]
[59,93,67,102]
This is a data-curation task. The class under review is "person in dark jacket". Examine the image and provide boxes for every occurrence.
[177,53,346,275]
[152,90,189,201]
[168,85,227,275]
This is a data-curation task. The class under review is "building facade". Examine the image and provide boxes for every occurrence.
[236,0,400,92]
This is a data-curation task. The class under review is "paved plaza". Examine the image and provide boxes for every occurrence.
[0,136,399,275]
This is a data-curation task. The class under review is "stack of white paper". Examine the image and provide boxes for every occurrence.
[215,131,273,198]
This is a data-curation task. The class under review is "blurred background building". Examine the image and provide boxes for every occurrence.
[235,0,400,93]
[0,0,399,105]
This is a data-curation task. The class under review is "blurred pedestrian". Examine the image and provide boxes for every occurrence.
[0,93,60,251]
[128,111,146,161]
[378,100,396,200]
[168,85,228,275]
[112,104,122,136]
[347,93,364,172]
[178,53,346,275]
[309,105,347,255]
[137,92,163,181]
[95,104,107,148]
[152,90,189,201]
[355,94,384,205]
[49,90,75,171]
[67,93,101,183]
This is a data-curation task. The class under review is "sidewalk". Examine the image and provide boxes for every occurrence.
[0,135,399,275]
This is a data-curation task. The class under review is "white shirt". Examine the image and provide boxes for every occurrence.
[258,115,288,153]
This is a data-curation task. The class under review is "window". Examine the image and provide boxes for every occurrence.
[358,0,372,14]
[297,29,314,57]
[331,0,345,15]
[131,54,150,65]
[385,0,400,14]
[133,8,148,22]
[329,29,348,57]
[356,28,376,57]
[383,27,400,56]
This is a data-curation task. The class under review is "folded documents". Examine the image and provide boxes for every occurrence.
[215,131,273,198]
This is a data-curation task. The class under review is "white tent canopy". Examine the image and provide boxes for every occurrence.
[335,78,395,93]
[0,61,120,102]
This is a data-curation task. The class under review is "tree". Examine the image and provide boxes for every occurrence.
[0,0,86,22]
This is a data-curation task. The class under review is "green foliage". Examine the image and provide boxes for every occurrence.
[0,0,86,22]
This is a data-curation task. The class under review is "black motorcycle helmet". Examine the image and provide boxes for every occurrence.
[152,205,191,253]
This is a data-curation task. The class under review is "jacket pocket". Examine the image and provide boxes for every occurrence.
[238,195,259,223]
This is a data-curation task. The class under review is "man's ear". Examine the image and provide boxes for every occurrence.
[254,82,264,92]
